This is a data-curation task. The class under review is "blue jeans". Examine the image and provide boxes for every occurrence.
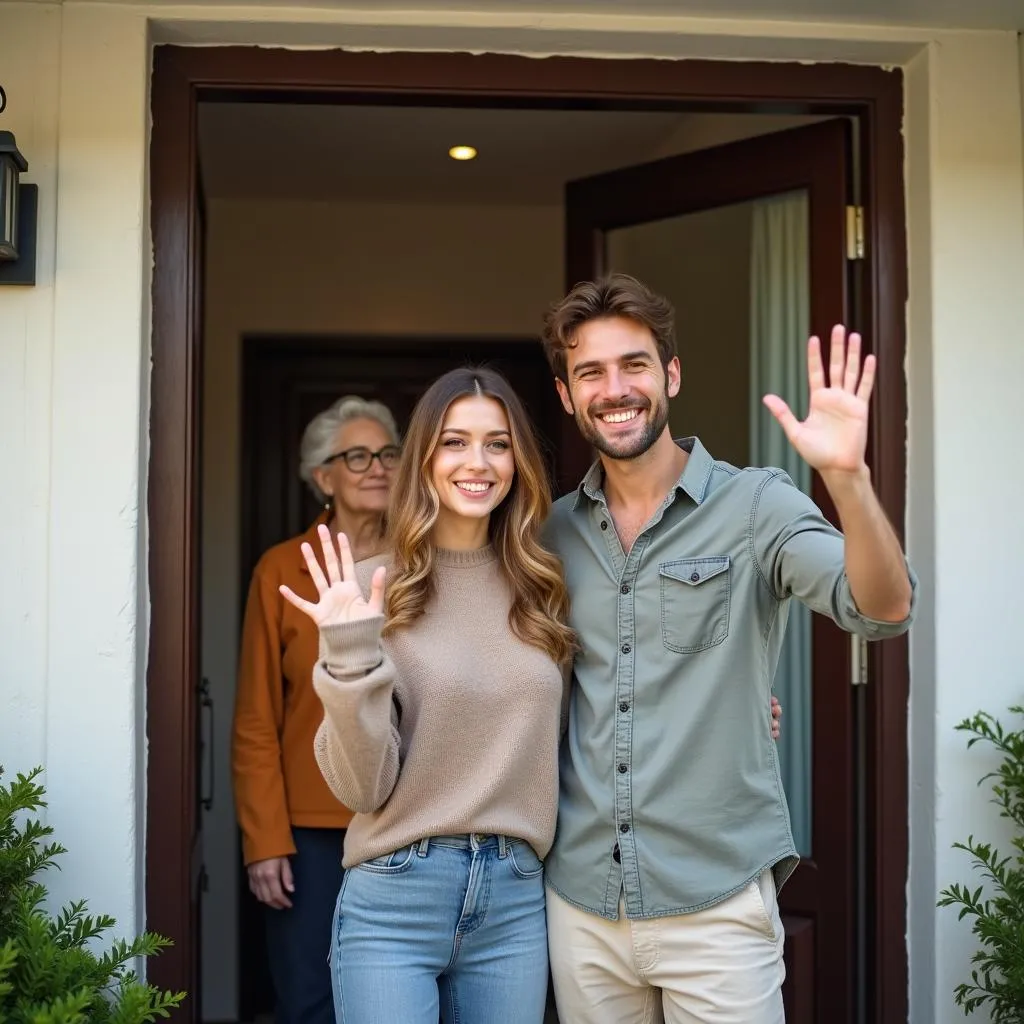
[264,826,345,1024]
[330,833,548,1024]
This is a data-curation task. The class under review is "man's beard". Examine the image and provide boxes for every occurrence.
[575,390,671,461]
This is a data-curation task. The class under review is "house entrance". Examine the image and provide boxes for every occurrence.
[148,48,910,1024]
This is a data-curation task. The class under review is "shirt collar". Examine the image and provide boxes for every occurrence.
[572,437,714,511]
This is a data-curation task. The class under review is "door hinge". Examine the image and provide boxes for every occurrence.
[846,205,865,260]
[851,635,869,686]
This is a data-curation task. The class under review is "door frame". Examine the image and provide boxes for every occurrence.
[148,46,909,1023]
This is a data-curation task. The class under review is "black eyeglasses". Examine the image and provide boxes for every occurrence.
[323,445,401,473]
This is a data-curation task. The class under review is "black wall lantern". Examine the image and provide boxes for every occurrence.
[0,86,39,286]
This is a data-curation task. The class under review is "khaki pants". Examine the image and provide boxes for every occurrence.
[546,872,786,1024]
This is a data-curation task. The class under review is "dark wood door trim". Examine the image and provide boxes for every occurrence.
[148,46,908,1024]
[859,77,910,1024]
[148,48,202,1021]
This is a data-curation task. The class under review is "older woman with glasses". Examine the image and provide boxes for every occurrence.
[232,395,400,1024]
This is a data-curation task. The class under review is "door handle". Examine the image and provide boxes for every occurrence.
[199,677,215,811]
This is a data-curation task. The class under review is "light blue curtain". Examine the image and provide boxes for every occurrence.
[749,191,813,857]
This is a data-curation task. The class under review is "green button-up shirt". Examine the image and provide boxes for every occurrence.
[543,438,916,919]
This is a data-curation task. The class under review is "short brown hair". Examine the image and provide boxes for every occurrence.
[541,274,677,384]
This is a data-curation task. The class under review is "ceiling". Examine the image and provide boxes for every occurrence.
[42,0,1024,30]
[198,104,821,204]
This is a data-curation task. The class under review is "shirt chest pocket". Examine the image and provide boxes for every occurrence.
[658,556,731,654]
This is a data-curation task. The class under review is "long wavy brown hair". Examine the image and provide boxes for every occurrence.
[383,367,576,665]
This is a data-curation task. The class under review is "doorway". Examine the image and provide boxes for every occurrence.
[148,47,910,1024]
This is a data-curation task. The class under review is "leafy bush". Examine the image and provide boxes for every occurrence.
[0,766,185,1024]
[938,707,1024,1021]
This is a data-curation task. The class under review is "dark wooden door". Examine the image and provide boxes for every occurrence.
[237,335,562,1018]
[564,119,857,1024]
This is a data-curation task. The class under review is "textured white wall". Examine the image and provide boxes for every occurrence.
[905,33,1024,1024]
[0,3,60,795]
[0,1,150,942]
[49,4,152,939]
[0,5,1022,1022]
[904,43,939,1024]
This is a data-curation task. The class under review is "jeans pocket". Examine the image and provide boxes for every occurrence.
[659,556,731,653]
[328,871,350,965]
[747,870,781,943]
[507,841,545,879]
[354,844,416,874]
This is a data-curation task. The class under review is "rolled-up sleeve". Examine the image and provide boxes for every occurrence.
[752,470,917,639]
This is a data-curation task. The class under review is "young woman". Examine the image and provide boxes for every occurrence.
[232,395,400,1024]
[280,367,572,1024]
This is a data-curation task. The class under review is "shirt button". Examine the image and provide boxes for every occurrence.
[619,823,630,834]
[621,644,631,654]
[690,571,701,582]
[620,584,630,595]
[600,520,608,531]
[612,844,621,863]
[618,763,628,773]
[619,702,629,713]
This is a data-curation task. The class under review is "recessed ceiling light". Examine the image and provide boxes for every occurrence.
[448,145,478,161]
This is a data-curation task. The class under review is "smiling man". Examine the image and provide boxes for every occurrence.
[539,274,916,1024]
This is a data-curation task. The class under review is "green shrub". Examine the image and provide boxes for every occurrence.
[0,766,185,1024]
[938,707,1024,1021]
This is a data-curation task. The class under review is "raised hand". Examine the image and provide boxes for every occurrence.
[279,524,386,627]
[762,325,874,475]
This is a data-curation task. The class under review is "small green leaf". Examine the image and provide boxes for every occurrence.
[0,767,186,1024]
[938,704,1024,1021]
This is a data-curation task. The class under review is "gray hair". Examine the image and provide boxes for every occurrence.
[299,395,400,502]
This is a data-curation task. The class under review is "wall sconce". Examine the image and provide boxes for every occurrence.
[0,120,38,286]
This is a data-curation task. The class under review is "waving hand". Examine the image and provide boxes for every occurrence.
[762,325,874,474]
[279,524,385,627]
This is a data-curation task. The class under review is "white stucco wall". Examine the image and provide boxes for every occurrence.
[0,3,60,796]
[0,3,1022,1020]
[905,33,1024,1023]
[904,44,940,1024]
[0,2,150,938]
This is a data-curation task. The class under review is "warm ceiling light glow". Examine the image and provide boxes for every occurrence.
[448,145,478,161]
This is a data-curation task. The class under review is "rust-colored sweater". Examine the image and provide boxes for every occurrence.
[232,518,354,865]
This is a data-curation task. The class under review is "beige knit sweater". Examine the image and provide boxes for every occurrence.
[312,545,566,869]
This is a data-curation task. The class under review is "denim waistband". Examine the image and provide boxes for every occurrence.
[414,833,519,855]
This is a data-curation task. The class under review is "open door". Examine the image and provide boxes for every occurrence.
[564,119,858,1024]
